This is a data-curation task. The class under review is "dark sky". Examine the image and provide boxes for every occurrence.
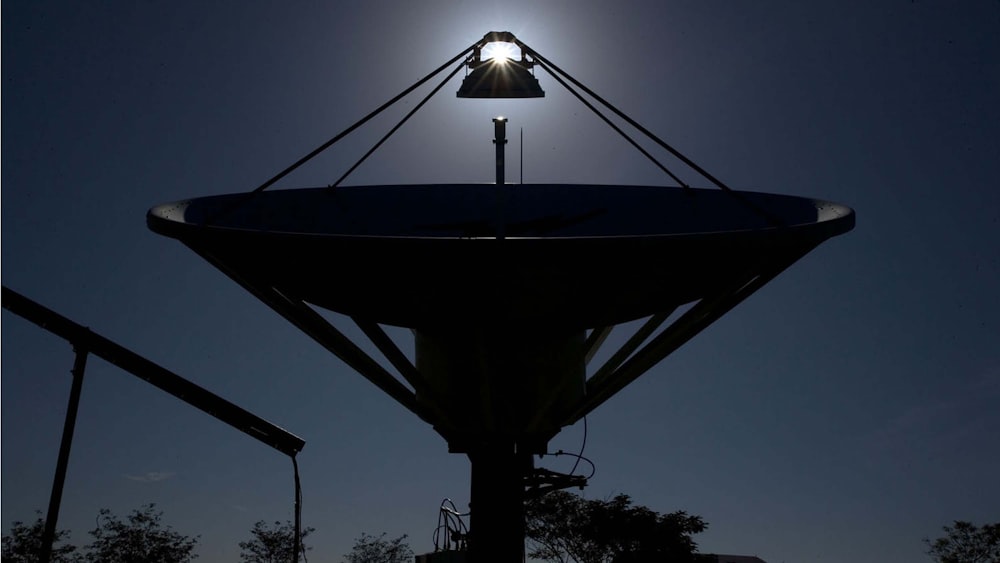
[3,2,999,562]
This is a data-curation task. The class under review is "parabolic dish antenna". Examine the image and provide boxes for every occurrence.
[147,31,855,563]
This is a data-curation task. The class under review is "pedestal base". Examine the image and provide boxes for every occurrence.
[468,444,532,563]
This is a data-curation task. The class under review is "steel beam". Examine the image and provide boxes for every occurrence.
[568,245,818,424]
[582,326,612,366]
[188,248,431,423]
[1,286,306,456]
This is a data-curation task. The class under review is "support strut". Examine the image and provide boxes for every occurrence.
[39,347,88,563]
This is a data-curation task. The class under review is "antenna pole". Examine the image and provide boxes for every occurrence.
[493,117,508,239]
[493,117,507,186]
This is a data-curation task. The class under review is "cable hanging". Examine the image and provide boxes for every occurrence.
[432,498,469,552]
[570,415,587,476]
[551,449,596,481]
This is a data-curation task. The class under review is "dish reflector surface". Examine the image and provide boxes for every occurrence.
[148,184,853,330]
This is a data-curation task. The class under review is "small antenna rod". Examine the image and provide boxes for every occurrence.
[493,117,507,186]
[520,127,524,184]
[493,117,508,239]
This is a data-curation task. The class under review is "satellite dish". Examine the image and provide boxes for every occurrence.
[147,30,857,562]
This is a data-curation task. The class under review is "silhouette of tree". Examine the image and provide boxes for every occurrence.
[525,490,706,563]
[342,532,413,563]
[925,521,1000,563]
[1,512,80,563]
[239,520,314,563]
[81,503,198,563]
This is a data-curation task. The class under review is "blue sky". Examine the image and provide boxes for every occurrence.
[3,2,998,562]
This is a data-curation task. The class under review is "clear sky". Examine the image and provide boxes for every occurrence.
[3,2,998,562]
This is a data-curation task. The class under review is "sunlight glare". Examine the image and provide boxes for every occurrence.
[482,41,517,64]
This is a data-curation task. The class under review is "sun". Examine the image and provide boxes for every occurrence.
[481,41,518,64]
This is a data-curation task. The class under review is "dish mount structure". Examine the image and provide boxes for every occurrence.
[148,31,854,563]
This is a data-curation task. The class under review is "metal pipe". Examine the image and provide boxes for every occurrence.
[493,117,508,239]
[493,116,507,186]
[520,127,523,184]
[39,347,88,563]
[1,286,306,456]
